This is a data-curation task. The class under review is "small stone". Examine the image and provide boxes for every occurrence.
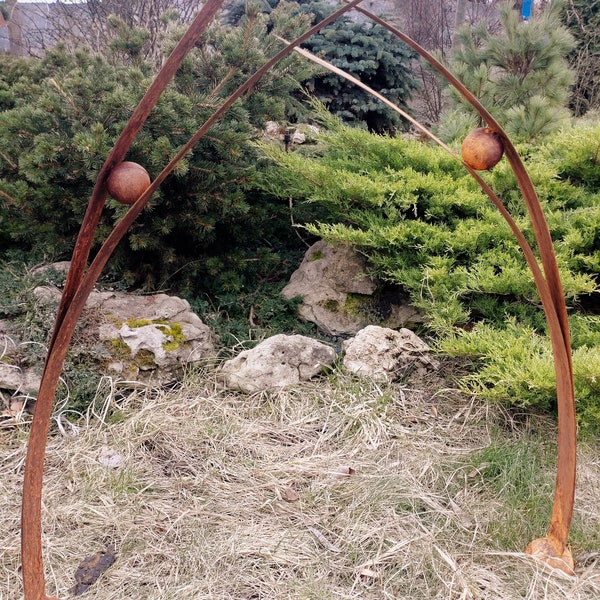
[342,325,438,383]
[218,334,335,393]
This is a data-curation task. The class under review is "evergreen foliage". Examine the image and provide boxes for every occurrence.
[303,15,417,133]
[256,114,600,429]
[225,0,417,132]
[0,7,313,302]
[440,1,575,142]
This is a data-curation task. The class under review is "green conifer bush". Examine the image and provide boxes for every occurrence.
[440,1,575,142]
[256,114,600,430]
[0,6,315,299]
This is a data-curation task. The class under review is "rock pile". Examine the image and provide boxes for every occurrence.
[1,246,437,405]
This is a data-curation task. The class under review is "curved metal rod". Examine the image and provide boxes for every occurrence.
[21,3,228,598]
[349,4,576,571]
[20,4,577,599]
[20,2,366,598]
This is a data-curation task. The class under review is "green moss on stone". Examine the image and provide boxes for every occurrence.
[125,317,157,328]
[343,293,370,316]
[122,318,186,352]
[111,337,131,359]
[159,322,185,352]
[135,349,157,368]
[319,298,340,312]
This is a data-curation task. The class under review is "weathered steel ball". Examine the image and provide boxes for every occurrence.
[106,161,151,205]
[461,127,504,171]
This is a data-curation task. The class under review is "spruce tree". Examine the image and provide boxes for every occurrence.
[303,14,417,133]
[225,0,417,132]
[439,1,575,142]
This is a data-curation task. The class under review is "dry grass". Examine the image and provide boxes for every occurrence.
[1,363,599,600]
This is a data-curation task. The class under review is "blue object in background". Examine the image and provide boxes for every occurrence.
[522,0,533,21]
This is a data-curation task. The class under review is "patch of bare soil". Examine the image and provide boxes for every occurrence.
[1,363,599,599]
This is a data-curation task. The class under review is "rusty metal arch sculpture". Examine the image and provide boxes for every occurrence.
[21,1,577,598]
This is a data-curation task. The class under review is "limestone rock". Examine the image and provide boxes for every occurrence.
[31,261,72,280]
[33,286,216,384]
[282,240,423,336]
[342,325,439,383]
[0,321,42,394]
[263,121,318,145]
[264,121,282,137]
[0,362,42,395]
[218,334,335,393]
[291,131,306,144]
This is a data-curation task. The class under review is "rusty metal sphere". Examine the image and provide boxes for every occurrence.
[106,161,151,205]
[461,127,504,171]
